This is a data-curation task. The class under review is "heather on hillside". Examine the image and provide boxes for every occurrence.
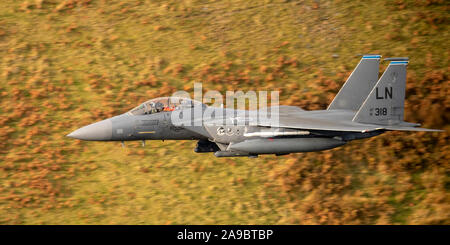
[0,0,448,224]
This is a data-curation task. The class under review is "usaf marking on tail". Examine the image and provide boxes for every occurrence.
[67,55,443,157]
[375,87,393,100]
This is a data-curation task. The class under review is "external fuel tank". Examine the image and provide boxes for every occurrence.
[228,137,346,154]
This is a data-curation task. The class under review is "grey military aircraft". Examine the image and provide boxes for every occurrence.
[67,55,442,157]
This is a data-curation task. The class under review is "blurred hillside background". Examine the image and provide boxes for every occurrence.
[0,0,448,224]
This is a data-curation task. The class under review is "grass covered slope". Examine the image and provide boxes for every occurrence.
[0,0,448,224]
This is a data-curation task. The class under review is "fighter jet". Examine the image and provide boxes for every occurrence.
[67,55,442,157]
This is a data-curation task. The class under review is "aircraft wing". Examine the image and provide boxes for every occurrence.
[257,112,443,133]
[262,105,305,114]
[257,114,383,132]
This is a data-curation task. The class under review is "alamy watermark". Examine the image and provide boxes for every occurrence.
[169,83,280,127]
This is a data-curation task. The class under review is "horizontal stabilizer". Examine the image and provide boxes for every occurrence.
[383,126,444,132]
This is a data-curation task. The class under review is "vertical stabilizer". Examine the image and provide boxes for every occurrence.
[327,55,381,111]
[353,58,408,125]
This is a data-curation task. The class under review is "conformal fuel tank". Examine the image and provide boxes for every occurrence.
[228,137,346,154]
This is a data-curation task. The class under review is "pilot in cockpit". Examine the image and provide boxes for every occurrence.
[155,102,164,113]
[128,97,201,116]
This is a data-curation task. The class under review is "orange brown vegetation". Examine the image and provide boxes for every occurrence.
[0,0,448,224]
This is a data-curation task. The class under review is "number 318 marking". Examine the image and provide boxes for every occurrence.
[374,107,387,116]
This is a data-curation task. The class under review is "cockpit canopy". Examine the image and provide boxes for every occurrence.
[128,97,203,116]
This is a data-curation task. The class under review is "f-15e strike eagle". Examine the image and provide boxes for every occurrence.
[67,55,442,157]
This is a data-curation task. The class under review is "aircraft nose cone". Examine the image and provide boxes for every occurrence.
[67,119,112,141]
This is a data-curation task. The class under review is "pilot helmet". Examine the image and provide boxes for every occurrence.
[155,102,164,112]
